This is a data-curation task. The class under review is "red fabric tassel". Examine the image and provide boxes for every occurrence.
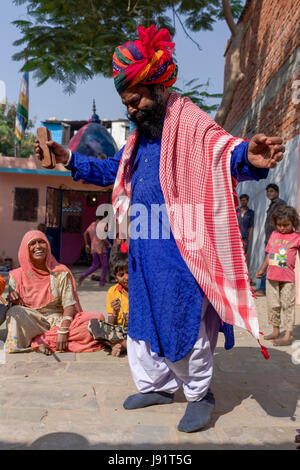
[120,240,129,253]
[250,286,257,298]
[258,340,270,360]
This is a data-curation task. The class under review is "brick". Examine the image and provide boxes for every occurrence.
[223,0,299,135]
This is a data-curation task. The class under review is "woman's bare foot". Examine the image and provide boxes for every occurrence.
[36,344,52,355]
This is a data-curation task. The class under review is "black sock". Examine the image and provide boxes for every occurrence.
[123,391,174,410]
[177,389,215,432]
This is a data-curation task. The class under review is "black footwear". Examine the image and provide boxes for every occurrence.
[123,392,174,409]
[177,389,215,432]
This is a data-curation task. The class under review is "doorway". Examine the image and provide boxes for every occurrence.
[45,186,111,264]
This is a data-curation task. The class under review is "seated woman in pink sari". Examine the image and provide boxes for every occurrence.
[5,230,105,355]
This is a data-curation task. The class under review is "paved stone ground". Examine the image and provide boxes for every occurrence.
[0,266,299,450]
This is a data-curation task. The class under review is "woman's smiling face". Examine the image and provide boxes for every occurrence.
[28,238,48,263]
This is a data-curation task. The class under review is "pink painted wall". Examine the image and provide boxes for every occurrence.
[0,172,48,267]
[0,155,112,268]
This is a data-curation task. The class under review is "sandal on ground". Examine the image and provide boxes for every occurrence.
[255,290,265,297]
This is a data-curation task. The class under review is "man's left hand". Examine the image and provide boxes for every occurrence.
[247,134,285,169]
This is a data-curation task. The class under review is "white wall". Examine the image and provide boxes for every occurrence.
[0,80,6,104]
[110,121,129,150]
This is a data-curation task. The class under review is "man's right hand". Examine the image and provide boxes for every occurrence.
[35,139,70,166]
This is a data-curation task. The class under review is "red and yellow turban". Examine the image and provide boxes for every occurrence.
[113,25,178,94]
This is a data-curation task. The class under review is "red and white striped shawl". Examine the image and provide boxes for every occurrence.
[112,92,265,355]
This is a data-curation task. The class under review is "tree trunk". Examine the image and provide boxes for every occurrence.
[214,0,245,128]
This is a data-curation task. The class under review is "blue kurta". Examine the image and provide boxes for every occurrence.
[68,139,268,362]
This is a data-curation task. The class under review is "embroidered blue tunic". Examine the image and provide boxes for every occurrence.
[67,139,268,362]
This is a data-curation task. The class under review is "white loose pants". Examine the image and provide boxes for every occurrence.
[127,298,220,402]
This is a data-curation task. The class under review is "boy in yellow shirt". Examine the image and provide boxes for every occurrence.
[107,256,128,323]
[88,253,128,356]
[107,253,128,356]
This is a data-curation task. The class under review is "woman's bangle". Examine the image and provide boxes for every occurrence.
[61,316,73,322]
[58,325,69,333]
[57,330,69,335]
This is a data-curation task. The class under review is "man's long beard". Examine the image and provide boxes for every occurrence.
[127,87,167,139]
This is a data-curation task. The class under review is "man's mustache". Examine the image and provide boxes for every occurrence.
[127,106,155,123]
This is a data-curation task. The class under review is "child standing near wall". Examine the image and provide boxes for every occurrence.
[256,205,300,346]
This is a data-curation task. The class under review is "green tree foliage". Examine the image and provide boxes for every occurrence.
[0,102,36,157]
[12,0,244,109]
[172,78,222,113]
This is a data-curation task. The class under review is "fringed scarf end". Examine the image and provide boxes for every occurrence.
[258,338,270,360]
[250,286,257,299]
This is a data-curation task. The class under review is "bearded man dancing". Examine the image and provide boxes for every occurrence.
[36,25,285,432]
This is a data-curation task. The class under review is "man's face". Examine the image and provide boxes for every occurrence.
[120,85,167,138]
[266,188,278,201]
[240,197,248,207]
[121,86,154,118]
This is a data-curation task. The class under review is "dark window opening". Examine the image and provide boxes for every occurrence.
[13,187,39,222]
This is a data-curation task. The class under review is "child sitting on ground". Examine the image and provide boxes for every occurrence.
[256,205,300,346]
[106,253,129,356]
[88,253,128,356]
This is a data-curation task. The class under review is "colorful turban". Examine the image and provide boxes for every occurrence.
[113,25,178,94]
